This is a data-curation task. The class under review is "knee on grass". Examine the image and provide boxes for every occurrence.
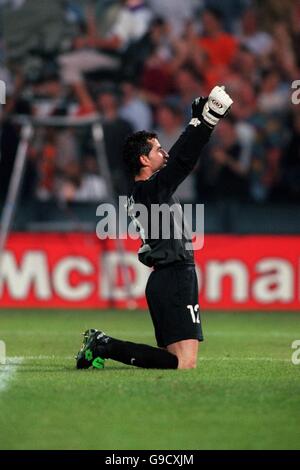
[177,357,197,370]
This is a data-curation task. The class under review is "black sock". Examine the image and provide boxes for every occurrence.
[98,338,178,369]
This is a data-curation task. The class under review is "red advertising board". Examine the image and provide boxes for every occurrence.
[0,233,299,310]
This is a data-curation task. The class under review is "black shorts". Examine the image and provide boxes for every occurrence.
[145,264,204,348]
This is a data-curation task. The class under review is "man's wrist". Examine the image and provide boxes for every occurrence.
[188,119,214,135]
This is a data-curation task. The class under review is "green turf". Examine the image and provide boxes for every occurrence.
[0,309,300,450]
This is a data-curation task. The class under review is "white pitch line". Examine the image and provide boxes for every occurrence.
[9,355,74,361]
[0,357,23,393]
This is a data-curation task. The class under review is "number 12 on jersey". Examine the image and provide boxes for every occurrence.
[187,304,201,324]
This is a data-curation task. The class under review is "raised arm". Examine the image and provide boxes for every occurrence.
[141,86,233,202]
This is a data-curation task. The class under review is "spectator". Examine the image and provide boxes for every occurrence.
[1,0,298,215]
[93,0,123,38]
[95,86,133,194]
[204,0,251,33]
[229,46,260,87]
[155,101,183,150]
[227,78,258,122]
[119,80,152,131]
[166,20,226,95]
[196,8,238,68]
[249,114,286,202]
[272,22,299,80]
[290,1,300,68]
[168,64,205,125]
[58,0,153,112]
[2,0,65,62]
[35,129,57,200]
[146,0,195,38]
[58,0,153,85]
[54,160,82,202]
[197,119,250,202]
[54,159,108,203]
[123,16,171,83]
[280,112,300,201]
[34,127,80,200]
[239,8,273,57]
[189,46,224,95]
[257,69,290,115]
[254,0,295,33]
[74,156,108,202]
[109,0,153,47]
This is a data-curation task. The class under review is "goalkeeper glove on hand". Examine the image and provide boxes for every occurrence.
[190,86,233,129]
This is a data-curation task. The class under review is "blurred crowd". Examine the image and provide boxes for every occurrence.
[1,0,300,205]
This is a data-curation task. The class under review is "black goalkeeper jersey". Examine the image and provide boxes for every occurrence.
[127,122,212,268]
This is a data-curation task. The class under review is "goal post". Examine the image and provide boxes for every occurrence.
[0,114,136,307]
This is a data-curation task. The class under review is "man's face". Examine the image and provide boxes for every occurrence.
[144,138,169,173]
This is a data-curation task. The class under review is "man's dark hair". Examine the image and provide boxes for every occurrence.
[123,131,157,177]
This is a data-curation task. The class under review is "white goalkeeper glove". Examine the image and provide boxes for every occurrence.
[191,86,233,129]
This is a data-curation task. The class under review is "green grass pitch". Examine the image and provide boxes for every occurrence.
[0,309,300,450]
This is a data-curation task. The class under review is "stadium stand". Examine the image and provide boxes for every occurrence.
[1,0,300,233]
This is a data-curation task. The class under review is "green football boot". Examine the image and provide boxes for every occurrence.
[76,328,106,370]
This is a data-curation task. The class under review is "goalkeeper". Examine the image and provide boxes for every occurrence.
[76,86,233,370]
